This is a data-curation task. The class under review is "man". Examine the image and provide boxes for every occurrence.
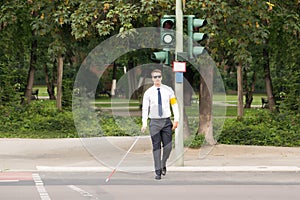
[141,69,179,180]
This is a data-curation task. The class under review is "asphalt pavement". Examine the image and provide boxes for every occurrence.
[0,137,300,173]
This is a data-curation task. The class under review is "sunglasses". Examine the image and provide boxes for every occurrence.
[153,75,162,79]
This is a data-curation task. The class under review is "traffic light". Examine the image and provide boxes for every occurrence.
[151,51,171,66]
[160,15,175,48]
[187,15,208,59]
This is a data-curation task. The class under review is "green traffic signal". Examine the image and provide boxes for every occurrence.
[187,15,208,59]
[193,19,207,28]
[151,51,171,66]
[193,32,208,42]
[151,51,166,62]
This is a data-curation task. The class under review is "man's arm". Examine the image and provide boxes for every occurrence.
[170,95,179,130]
[141,92,150,133]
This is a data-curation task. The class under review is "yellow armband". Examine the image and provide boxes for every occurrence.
[170,97,177,105]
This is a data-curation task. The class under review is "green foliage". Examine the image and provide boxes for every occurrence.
[0,99,299,150]
[62,79,74,109]
[1,0,299,112]
[184,134,205,149]
[0,0,299,143]
[98,113,142,136]
[218,109,300,147]
[0,101,77,138]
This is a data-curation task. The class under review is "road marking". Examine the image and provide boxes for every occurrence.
[168,166,300,172]
[32,173,51,200]
[37,166,110,172]
[0,180,19,183]
[68,185,95,198]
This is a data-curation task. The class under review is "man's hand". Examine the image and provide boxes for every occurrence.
[141,126,147,133]
[172,121,178,130]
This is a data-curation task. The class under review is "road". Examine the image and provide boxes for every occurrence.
[1,171,300,200]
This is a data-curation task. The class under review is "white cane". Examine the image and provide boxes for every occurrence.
[105,136,140,182]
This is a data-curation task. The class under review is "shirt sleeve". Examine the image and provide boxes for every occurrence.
[142,91,150,127]
[170,89,179,122]
[170,92,179,122]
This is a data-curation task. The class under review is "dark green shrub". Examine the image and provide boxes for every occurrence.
[0,100,77,138]
[218,109,300,147]
[98,114,142,136]
[184,134,205,148]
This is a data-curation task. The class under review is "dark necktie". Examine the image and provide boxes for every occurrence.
[157,88,162,117]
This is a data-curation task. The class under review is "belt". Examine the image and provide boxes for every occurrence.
[150,117,170,120]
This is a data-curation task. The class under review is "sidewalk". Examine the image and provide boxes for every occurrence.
[0,137,299,172]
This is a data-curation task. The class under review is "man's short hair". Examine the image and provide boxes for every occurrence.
[151,69,162,76]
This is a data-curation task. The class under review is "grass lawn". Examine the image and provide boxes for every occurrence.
[223,93,267,106]
[93,96,261,117]
[33,85,49,96]
[32,84,266,117]
[33,84,266,106]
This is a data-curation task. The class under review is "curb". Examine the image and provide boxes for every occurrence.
[33,166,300,172]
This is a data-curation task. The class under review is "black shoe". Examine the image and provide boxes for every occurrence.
[155,175,161,180]
[162,167,167,176]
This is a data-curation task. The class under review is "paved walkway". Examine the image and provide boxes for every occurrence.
[0,138,299,172]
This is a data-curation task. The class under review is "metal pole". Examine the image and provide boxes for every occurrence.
[175,0,184,166]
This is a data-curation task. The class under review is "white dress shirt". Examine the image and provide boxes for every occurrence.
[142,84,179,127]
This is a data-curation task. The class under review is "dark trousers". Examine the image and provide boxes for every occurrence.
[149,118,173,175]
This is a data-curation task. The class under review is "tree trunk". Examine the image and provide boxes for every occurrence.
[263,47,276,112]
[23,31,37,104]
[56,55,63,111]
[237,64,244,119]
[198,65,215,145]
[43,64,56,100]
[182,71,193,139]
[138,68,153,108]
[183,110,191,139]
[127,60,137,99]
[244,71,256,108]
[183,70,194,106]
[111,62,117,96]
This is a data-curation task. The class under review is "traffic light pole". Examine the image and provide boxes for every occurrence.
[174,0,184,166]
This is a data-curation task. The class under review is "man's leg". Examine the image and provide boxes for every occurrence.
[161,118,173,171]
[149,119,162,178]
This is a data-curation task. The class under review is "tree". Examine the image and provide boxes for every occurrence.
[1,0,299,138]
[267,1,300,112]
[29,0,74,110]
[198,54,216,144]
[23,29,38,104]
[185,0,231,140]
[1,1,37,103]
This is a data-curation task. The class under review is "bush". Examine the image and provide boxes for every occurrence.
[0,100,77,138]
[1,100,299,148]
[218,109,300,147]
[98,114,142,136]
[184,134,205,148]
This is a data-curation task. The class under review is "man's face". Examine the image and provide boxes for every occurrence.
[152,72,162,85]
